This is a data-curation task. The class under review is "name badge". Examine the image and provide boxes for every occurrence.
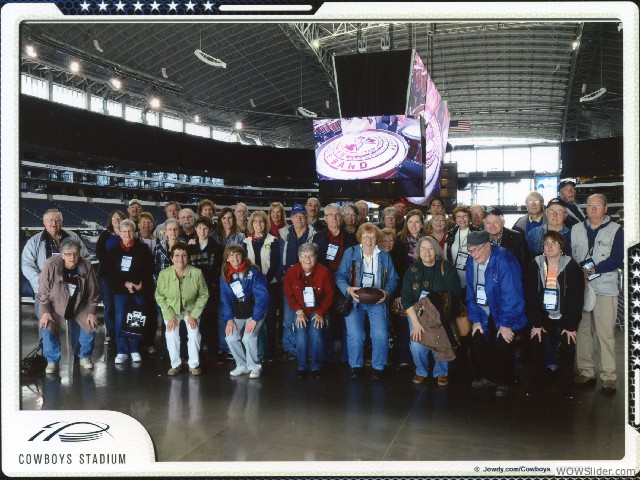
[580,258,602,281]
[455,252,469,270]
[67,283,77,296]
[476,284,487,306]
[120,256,132,272]
[326,244,339,261]
[543,288,559,311]
[362,272,374,288]
[230,280,245,299]
[419,290,429,300]
[303,287,316,307]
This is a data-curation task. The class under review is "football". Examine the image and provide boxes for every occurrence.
[354,287,385,304]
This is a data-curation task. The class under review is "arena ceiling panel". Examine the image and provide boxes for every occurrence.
[20,21,623,149]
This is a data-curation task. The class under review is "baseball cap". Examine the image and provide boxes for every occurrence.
[290,204,307,216]
[558,179,577,191]
[547,197,569,208]
[484,206,503,217]
[467,230,490,246]
[128,199,141,206]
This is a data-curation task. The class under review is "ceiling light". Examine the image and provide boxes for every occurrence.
[297,106,317,118]
[161,67,169,79]
[26,45,37,58]
[110,78,122,90]
[149,97,161,109]
[311,39,320,48]
[194,115,201,123]
[93,39,104,53]
[235,121,243,130]
[580,87,607,103]
[69,61,80,73]
[194,49,227,68]
[250,98,256,108]
[572,39,579,50]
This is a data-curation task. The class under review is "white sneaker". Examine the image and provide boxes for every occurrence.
[229,366,249,376]
[249,369,262,379]
[114,354,128,364]
[131,352,142,363]
[45,362,58,374]
[79,357,94,370]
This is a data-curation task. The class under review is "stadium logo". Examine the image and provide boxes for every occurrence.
[28,421,113,442]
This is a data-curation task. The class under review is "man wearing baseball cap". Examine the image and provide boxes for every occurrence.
[127,199,142,231]
[558,180,585,228]
[277,204,317,360]
[464,230,527,397]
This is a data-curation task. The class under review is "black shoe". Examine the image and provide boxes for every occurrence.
[495,384,511,397]
[371,369,384,381]
[349,367,364,379]
[261,357,274,364]
[224,353,235,362]
[282,351,297,362]
[312,370,322,379]
[297,370,308,379]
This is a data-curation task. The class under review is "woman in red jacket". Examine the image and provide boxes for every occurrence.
[283,243,335,378]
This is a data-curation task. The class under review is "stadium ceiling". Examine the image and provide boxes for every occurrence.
[20,21,623,149]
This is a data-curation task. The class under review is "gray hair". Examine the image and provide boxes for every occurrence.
[43,209,63,222]
[381,206,398,219]
[414,236,444,261]
[179,208,195,218]
[119,219,136,232]
[587,193,608,205]
[324,203,342,215]
[165,218,180,228]
[59,237,82,253]
[298,242,318,258]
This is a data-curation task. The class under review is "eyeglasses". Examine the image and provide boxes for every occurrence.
[299,254,315,260]
[325,213,341,218]
[526,200,542,205]
[543,241,560,247]
[587,203,605,208]
[467,243,487,255]
[546,210,566,216]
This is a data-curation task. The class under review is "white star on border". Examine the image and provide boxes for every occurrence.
[632,340,640,351]
[168,1,179,11]
[114,1,125,10]
[98,1,108,10]
[632,283,640,293]
[133,1,143,10]
[633,268,640,279]
[631,253,640,264]
[633,298,640,309]
[633,313,640,323]
[185,1,196,11]
[150,1,160,11]
[632,356,640,367]
[203,0,214,10]
[81,1,91,10]
[632,326,640,337]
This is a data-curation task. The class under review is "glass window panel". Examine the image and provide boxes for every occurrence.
[456,187,472,206]
[476,149,503,171]
[90,95,104,113]
[106,100,123,118]
[125,106,142,123]
[503,147,531,171]
[503,179,534,206]
[531,146,559,173]
[452,150,476,173]
[145,110,159,127]
[52,84,85,109]
[186,122,210,138]
[474,182,499,206]
[162,115,183,132]
[21,74,48,99]
[211,128,234,142]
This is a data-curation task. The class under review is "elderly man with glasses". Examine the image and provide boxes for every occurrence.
[570,194,624,394]
[464,230,527,397]
[526,198,572,257]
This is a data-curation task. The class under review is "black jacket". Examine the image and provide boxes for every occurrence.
[104,239,154,296]
[497,227,531,275]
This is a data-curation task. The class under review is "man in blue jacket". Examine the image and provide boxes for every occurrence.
[465,230,527,397]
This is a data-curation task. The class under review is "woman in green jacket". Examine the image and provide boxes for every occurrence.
[155,242,209,376]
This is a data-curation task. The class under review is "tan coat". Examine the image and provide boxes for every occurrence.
[37,255,100,333]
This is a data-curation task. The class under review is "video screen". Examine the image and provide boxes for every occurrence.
[314,115,424,181]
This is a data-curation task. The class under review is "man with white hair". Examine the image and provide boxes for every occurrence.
[234,202,249,234]
[469,204,486,230]
[178,208,197,243]
[154,201,181,241]
[571,194,624,394]
[21,209,89,318]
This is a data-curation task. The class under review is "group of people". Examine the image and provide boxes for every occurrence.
[21,179,624,399]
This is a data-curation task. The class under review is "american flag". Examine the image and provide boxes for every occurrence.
[449,120,471,133]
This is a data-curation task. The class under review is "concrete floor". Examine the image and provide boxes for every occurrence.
[19,305,625,462]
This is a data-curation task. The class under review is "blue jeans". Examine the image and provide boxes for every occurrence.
[408,320,448,377]
[282,298,296,354]
[41,320,95,362]
[344,303,388,371]
[294,314,325,371]
[113,293,143,355]
[99,276,115,339]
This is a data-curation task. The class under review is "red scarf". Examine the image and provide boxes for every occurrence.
[120,239,134,252]
[270,220,285,238]
[226,262,246,282]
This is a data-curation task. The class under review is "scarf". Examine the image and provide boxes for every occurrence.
[226,261,246,282]
[270,220,285,238]
[120,239,134,253]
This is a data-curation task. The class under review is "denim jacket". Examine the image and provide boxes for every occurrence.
[335,245,399,302]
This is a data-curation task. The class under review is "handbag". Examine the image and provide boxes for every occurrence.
[583,283,596,312]
[334,254,356,317]
[455,301,471,337]
[121,295,147,339]
[21,339,47,375]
